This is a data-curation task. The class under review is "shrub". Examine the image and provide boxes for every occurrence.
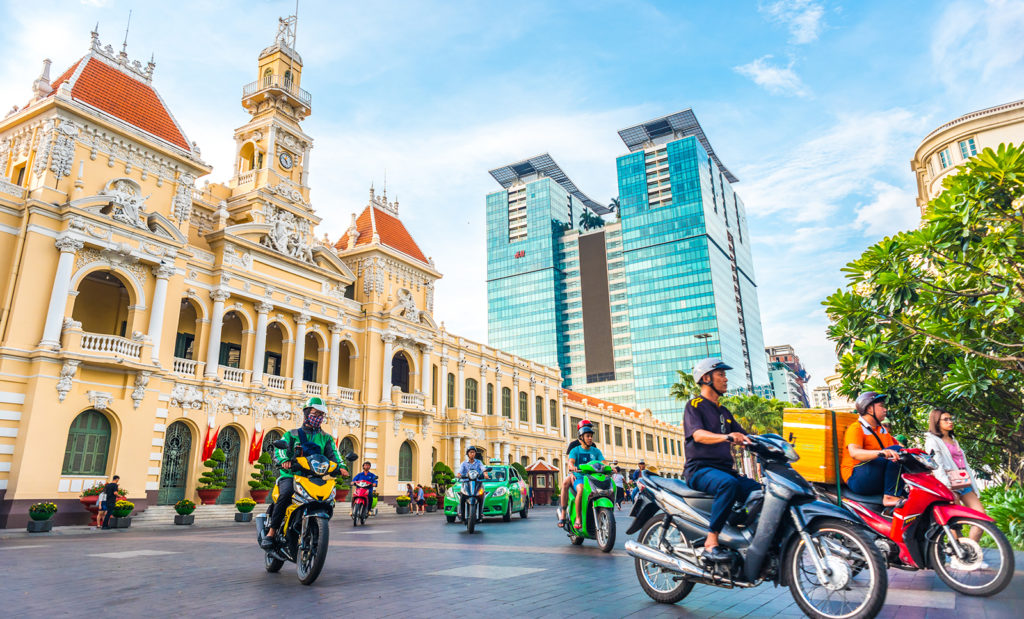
[28,502,57,520]
[81,483,128,498]
[175,499,196,515]
[511,462,529,480]
[235,497,257,513]
[248,452,275,491]
[112,500,134,518]
[198,448,227,490]
[425,494,438,505]
[980,484,1024,551]
[395,495,411,506]
[432,462,454,495]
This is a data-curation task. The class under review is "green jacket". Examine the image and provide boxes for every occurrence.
[273,427,345,479]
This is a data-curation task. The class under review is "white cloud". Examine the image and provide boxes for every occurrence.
[932,0,1024,102]
[735,55,809,97]
[759,0,826,44]
[854,182,919,237]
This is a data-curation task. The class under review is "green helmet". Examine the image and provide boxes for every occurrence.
[305,396,327,414]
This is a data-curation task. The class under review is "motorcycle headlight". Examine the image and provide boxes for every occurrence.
[446,487,455,499]
[293,483,312,502]
[469,470,479,480]
[915,453,939,470]
[494,487,508,497]
[312,460,329,476]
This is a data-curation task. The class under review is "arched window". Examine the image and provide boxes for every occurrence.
[535,395,544,425]
[339,436,356,460]
[549,399,558,427]
[518,391,528,422]
[447,373,455,408]
[398,441,413,481]
[465,378,478,413]
[391,353,411,393]
[487,383,494,415]
[62,410,111,475]
[521,455,529,466]
[501,387,511,418]
[262,429,283,476]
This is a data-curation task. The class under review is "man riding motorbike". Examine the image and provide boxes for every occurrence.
[682,358,759,563]
[557,419,592,528]
[567,423,604,531]
[841,391,905,507]
[456,445,488,479]
[260,397,348,549]
[352,461,378,510]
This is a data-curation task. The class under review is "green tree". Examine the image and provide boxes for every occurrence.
[578,209,605,231]
[432,461,454,495]
[669,370,700,402]
[248,451,275,491]
[720,394,791,435]
[198,448,227,490]
[512,461,529,480]
[823,143,1024,479]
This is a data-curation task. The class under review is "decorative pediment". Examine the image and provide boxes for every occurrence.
[311,246,355,281]
[146,212,188,244]
[98,178,149,229]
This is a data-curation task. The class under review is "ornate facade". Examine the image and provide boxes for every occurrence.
[0,20,684,527]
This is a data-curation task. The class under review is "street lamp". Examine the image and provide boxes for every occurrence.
[695,333,712,357]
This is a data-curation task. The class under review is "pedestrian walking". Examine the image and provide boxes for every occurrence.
[415,484,425,514]
[612,467,626,509]
[101,475,119,529]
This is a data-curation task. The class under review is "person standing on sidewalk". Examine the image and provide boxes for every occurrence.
[101,475,119,529]
[415,484,426,514]
[612,467,626,509]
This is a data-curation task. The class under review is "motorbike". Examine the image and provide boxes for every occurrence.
[812,448,1015,597]
[626,434,888,619]
[351,479,373,527]
[565,461,616,552]
[456,470,485,533]
[255,440,359,585]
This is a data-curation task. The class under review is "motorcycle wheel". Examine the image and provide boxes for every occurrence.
[296,516,330,586]
[929,517,1015,597]
[570,533,585,545]
[595,506,616,553]
[467,505,476,534]
[360,517,365,526]
[265,551,284,573]
[503,501,511,522]
[633,516,694,604]
[784,517,887,619]
[446,514,456,523]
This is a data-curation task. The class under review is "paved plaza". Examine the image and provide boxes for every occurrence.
[2,506,1021,618]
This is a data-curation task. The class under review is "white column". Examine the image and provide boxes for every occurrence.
[327,324,342,396]
[504,443,511,464]
[529,379,537,430]
[493,441,500,461]
[146,262,175,364]
[439,358,448,415]
[301,144,311,185]
[420,345,432,405]
[453,436,462,467]
[40,236,83,348]
[456,359,465,410]
[204,289,229,377]
[292,313,309,389]
[266,125,276,165]
[515,445,521,465]
[381,334,395,403]
[251,302,272,385]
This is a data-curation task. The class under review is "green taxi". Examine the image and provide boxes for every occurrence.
[444,459,530,523]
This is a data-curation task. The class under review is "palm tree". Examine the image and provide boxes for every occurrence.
[670,370,700,402]
[578,209,605,231]
[720,394,789,435]
[608,197,620,215]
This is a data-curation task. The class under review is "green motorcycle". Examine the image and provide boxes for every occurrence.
[565,461,617,552]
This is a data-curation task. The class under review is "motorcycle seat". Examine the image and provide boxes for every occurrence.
[643,474,712,499]
[839,485,884,507]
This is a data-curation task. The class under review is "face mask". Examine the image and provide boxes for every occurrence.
[304,409,325,429]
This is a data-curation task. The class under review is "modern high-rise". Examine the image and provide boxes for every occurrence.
[487,110,769,423]
[765,344,810,406]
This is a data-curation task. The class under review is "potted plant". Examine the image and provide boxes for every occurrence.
[395,495,412,514]
[248,452,275,504]
[27,502,57,533]
[424,493,438,513]
[335,475,350,501]
[551,486,560,507]
[197,448,227,504]
[109,499,135,528]
[432,462,454,498]
[235,497,256,522]
[174,499,196,525]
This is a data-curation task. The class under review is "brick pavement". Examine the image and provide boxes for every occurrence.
[1,506,1020,617]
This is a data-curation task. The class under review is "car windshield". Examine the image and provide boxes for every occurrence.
[484,467,507,481]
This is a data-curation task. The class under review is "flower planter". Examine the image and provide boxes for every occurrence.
[29,511,52,521]
[425,504,437,512]
[109,516,132,528]
[235,512,253,523]
[27,519,53,533]
[336,489,349,501]
[249,489,270,504]
[396,505,410,514]
[174,514,195,525]
[196,488,223,505]
[79,495,100,526]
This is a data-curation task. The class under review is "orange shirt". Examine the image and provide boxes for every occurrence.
[840,420,898,482]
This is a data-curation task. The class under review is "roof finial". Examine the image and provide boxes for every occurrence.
[382,168,387,201]
[121,10,132,55]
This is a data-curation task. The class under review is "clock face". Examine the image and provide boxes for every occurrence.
[278,152,293,170]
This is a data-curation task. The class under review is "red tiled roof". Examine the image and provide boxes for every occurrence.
[525,460,558,472]
[45,56,190,151]
[564,389,641,418]
[335,204,428,264]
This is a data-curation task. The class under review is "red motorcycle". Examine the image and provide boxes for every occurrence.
[351,480,373,527]
[814,448,1014,596]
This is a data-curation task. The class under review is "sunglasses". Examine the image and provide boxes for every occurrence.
[940,416,955,422]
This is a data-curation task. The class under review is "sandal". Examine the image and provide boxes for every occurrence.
[557,518,565,528]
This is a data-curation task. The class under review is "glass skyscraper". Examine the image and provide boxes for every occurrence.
[486,111,768,423]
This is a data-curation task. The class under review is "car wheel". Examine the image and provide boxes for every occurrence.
[445,514,455,523]
[502,500,512,522]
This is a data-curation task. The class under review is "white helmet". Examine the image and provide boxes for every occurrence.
[692,358,732,386]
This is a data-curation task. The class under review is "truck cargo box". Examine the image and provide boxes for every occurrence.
[783,408,858,484]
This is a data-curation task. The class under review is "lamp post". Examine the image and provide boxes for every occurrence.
[695,333,712,357]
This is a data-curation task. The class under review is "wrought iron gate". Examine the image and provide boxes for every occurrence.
[158,422,192,505]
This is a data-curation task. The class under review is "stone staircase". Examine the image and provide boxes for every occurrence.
[132,500,397,525]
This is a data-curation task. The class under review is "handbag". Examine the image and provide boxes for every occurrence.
[947,468,972,489]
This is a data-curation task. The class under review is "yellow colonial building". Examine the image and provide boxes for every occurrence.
[0,20,684,527]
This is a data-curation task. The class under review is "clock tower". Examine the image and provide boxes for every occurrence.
[228,14,314,216]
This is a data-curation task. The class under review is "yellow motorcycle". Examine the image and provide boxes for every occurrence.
[256,440,358,585]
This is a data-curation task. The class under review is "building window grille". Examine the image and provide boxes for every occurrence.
[487,383,495,415]
[447,373,455,408]
[502,387,512,418]
[519,391,528,422]
[549,399,558,427]
[465,378,478,413]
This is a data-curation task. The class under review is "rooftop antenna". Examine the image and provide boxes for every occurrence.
[121,10,132,53]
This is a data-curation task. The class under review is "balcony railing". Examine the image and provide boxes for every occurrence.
[80,333,142,361]
[236,169,256,185]
[220,365,248,384]
[173,357,198,377]
[304,382,325,397]
[241,74,312,107]
[399,392,425,408]
[266,374,288,391]
[336,387,357,402]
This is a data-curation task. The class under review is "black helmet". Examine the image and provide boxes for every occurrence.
[578,424,595,439]
[465,445,478,455]
[854,392,887,416]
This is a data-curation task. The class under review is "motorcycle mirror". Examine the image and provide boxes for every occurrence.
[345,453,359,462]
[272,439,288,449]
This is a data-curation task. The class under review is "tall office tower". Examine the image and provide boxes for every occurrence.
[486,110,769,423]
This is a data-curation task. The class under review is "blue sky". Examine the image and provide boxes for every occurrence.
[3,1,1023,390]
